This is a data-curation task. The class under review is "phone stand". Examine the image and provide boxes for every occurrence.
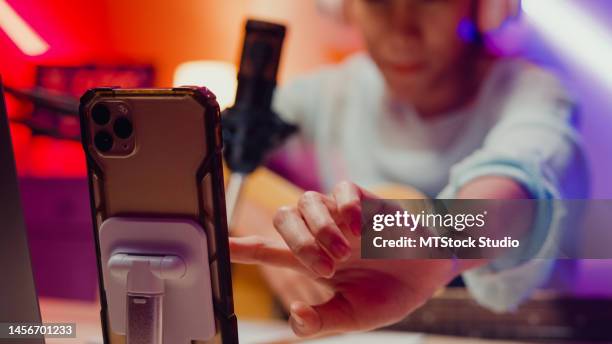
[99,217,216,344]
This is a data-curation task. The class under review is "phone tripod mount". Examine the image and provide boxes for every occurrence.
[98,217,216,344]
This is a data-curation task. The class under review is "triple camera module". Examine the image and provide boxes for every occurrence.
[90,102,134,155]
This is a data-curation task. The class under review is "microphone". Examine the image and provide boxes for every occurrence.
[222,19,297,224]
[222,19,297,174]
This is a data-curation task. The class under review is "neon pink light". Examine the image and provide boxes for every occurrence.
[0,0,49,56]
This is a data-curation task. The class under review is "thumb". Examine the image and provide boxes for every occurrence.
[288,294,356,337]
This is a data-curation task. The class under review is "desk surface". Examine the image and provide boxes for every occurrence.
[38,297,535,344]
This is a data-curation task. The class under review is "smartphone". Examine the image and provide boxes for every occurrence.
[79,87,238,343]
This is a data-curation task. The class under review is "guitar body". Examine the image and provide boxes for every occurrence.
[234,167,425,221]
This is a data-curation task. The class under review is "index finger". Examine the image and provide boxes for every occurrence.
[229,236,312,276]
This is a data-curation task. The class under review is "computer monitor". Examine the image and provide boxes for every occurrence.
[0,76,44,343]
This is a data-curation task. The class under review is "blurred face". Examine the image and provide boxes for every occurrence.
[347,0,484,110]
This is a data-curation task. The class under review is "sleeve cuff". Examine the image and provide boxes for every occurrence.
[438,153,565,311]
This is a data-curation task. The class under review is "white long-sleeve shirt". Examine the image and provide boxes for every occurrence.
[271,52,589,311]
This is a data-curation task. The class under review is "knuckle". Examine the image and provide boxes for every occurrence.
[273,206,295,228]
[300,191,321,206]
[335,180,354,193]
[251,239,267,260]
[293,240,317,257]
[338,199,360,213]
[315,221,338,238]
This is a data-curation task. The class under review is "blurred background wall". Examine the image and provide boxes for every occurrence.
[0,0,358,96]
[0,0,361,177]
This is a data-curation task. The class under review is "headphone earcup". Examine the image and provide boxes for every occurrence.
[477,0,521,33]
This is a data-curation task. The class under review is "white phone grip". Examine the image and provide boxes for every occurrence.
[99,217,216,344]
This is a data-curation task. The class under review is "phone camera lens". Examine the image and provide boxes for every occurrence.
[113,117,133,139]
[91,103,111,125]
[94,131,113,152]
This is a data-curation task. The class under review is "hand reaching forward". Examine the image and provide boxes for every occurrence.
[230,181,478,337]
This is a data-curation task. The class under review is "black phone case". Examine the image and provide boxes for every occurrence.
[79,86,238,343]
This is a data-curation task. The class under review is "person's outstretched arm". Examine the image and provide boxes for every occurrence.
[229,178,531,337]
